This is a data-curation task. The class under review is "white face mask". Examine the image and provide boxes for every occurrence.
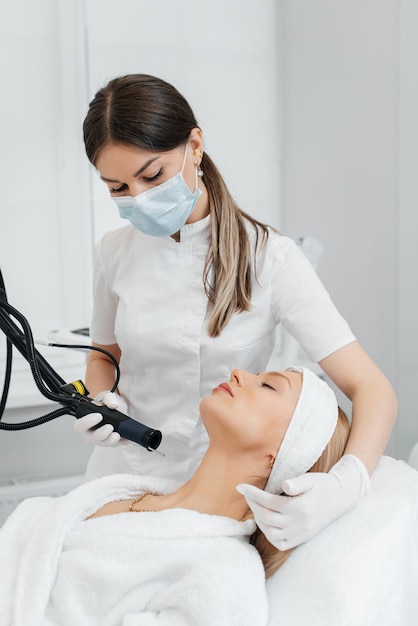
[112,146,202,237]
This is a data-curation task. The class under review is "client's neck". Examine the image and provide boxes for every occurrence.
[156,447,266,521]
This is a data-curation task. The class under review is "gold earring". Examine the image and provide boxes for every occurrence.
[269,455,275,469]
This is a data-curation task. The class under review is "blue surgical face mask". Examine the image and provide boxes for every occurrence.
[112,145,202,237]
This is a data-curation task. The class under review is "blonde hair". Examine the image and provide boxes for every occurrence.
[201,154,269,336]
[83,74,271,338]
[251,407,350,578]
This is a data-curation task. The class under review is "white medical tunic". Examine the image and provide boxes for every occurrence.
[86,215,355,481]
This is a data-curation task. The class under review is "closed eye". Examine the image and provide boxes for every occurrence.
[110,183,128,194]
[143,168,163,183]
[261,382,276,391]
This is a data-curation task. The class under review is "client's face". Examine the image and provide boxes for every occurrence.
[200,369,302,454]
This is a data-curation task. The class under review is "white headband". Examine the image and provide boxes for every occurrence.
[265,367,338,494]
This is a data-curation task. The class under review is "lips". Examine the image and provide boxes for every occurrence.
[213,382,233,397]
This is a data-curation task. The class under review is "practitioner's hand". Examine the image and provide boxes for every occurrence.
[73,391,129,446]
[237,454,370,549]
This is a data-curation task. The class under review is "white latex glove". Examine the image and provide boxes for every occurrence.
[237,454,370,549]
[73,391,129,446]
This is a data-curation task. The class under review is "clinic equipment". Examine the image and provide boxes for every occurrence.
[0,269,162,451]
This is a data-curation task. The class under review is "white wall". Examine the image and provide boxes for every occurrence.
[280,0,399,456]
[399,0,418,459]
[0,1,93,409]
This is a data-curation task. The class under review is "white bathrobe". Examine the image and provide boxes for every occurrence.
[0,474,268,626]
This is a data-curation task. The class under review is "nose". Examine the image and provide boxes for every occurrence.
[230,369,257,386]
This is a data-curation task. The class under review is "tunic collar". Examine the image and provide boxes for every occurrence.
[178,214,211,244]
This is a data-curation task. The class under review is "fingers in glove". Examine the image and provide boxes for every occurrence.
[73,412,126,446]
[89,423,117,444]
[237,484,286,511]
[73,412,103,434]
[281,473,318,496]
[95,391,128,413]
[106,431,122,445]
[100,392,122,410]
[254,508,316,550]
[237,483,320,549]
[255,520,295,551]
[237,484,290,526]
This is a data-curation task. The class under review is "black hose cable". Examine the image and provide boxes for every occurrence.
[0,301,122,430]
[0,406,69,430]
[0,298,66,404]
[47,342,120,392]
[0,337,12,419]
[0,269,124,434]
[0,274,13,418]
[0,305,122,426]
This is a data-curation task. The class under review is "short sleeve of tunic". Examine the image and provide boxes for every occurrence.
[268,233,356,362]
[90,230,123,346]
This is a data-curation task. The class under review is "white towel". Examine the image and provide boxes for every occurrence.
[0,474,267,626]
[266,366,338,493]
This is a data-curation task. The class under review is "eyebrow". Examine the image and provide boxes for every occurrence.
[99,156,160,183]
[267,372,292,388]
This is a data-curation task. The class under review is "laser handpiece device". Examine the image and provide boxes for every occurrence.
[0,270,162,452]
[70,393,162,450]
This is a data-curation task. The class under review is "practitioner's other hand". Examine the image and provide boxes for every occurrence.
[237,454,370,549]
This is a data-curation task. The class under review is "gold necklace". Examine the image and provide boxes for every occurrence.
[128,492,156,512]
[129,492,251,522]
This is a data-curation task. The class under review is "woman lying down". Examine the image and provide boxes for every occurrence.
[0,367,351,626]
